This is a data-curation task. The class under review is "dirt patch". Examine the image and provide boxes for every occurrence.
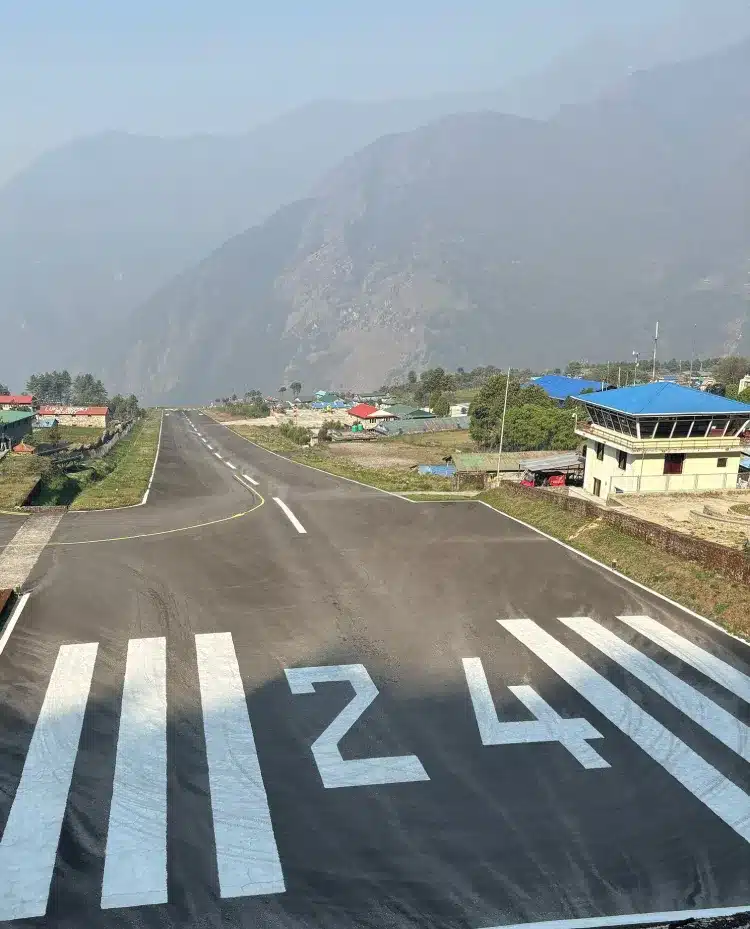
[616,491,750,551]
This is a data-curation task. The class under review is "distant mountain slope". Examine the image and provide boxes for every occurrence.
[3,5,749,391]
[119,39,750,402]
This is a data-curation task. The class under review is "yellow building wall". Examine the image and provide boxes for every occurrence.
[583,440,742,497]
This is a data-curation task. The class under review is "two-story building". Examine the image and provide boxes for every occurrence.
[573,382,750,499]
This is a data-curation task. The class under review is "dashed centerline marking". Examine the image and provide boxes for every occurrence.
[242,473,259,486]
[214,453,223,460]
[273,498,307,534]
[226,462,237,470]
[206,445,214,451]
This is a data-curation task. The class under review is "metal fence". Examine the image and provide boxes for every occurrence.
[609,472,743,495]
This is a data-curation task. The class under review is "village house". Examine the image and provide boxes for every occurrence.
[0,411,36,450]
[573,382,750,498]
[37,405,110,428]
[0,394,36,411]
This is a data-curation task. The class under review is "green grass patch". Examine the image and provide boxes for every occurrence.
[29,425,103,447]
[68,412,162,510]
[481,484,750,639]
[0,454,49,508]
[229,425,451,492]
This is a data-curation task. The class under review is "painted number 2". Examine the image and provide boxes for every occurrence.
[285,664,430,788]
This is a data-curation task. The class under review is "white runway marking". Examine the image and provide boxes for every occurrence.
[206,444,214,451]
[462,657,608,769]
[101,638,167,910]
[0,642,98,921]
[562,618,750,763]
[225,462,237,470]
[214,452,223,460]
[0,513,63,590]
[273,498,306,534]
[195,633,285,897]
[242,473,259,486]
[0,592,30,657]
[499,619,750,844]
[286,665,429,788]
[482,902,750,929]
[618,615,750,704]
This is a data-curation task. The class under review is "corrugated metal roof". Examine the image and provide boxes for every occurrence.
[348,403,379,418]
[575,382,750,416]
[0,395,33,405]
[384,404,435,419]
[417,464,456,476]
[377,415,469,435]
[0,410,36,425]
[449,450,573,472]
[518,452,584,472]
[76,407,108,416]
[531,375,607,401]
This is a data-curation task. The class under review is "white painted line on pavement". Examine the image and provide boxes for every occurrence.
[226,462,237,470]
[141,412,164,506]
[206,444,214,451]
[202,438,208,444]
[618,615,750,704]
[242,473,259,486]
[195,632,285,898]
[214,452,223,460]
[0,592,30,657]
[482,902,750,929]
[101,637,167,910]
[499,619,750,844]
[273,498,307,534]
[562,617,750,763]
[0,642,98,921]
[0,513,64,590]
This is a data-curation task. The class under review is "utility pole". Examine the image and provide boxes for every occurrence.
[651,321,659,382]
[632,351,640,385]
[617,365,621,388]
[689,324,697,381]
[495,367,512,478]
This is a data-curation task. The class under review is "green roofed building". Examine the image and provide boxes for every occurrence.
[0,411,35,450]
[384,404,435,420]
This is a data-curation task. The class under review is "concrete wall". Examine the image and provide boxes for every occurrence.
[584,439,742,497]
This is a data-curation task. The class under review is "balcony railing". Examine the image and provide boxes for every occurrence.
[576,422,746,453]
[608,472,746,495]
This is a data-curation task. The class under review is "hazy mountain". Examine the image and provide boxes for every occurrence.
[119,38,750,402]
[2,2,749,392]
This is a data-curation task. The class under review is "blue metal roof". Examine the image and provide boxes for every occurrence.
[574,381,750,416]
[531,375,607,401]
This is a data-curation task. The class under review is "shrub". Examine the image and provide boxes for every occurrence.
[278,422,311,445]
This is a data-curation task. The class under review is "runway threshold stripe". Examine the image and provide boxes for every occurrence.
[499,619,750,844]
[195,633,285,897]
[618,615,750,704]
[273,498,307,534]
[561,618,750,763]
[101,638,167,909]
[0,642,98,921]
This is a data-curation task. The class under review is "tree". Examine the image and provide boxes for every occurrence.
[278,386,287,397]
[503,405,578,452]
[469,375,555,447]
[738,388,750,404]
[565,361,584,377]
[47,423,62,445]
[407,370,417,385]
[0,382,8,395]
[290,381,302,397]
[431,393,450,417]
[109,394,141,422]
[714,356,749,390]
[71,373,108,405]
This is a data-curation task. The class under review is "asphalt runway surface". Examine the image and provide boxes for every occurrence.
[1,410,750,929]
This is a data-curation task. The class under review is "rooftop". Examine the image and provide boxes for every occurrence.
[530,375,608,401]
[0,395,33,405]
[0,410,36,425]
[384,404,435,419]
[574,382,750,417]
[347,403,379,419]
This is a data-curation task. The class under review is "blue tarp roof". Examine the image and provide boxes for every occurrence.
[741,457,750,470]
[574,382,750,416]
[531,375,607,401]
[417,464,456,477]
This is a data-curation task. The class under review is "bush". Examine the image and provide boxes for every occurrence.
[278,422,311,445]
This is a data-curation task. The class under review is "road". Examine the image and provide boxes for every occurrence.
[0,409,750,929]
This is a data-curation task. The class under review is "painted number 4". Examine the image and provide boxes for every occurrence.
[286,659,608,788]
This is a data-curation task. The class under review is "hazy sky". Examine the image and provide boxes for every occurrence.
[0,0,731,184]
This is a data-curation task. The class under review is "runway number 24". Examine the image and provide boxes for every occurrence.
[284,659,609,789]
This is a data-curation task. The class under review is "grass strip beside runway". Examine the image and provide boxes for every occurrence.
[228,425,452,492]
[69,411,161,510]
[481,485,750,639]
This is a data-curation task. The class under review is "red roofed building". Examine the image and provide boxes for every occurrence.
[0,395,35,411]
[35,405,109,428]
[74,407,110,427]
[347,403,379,420]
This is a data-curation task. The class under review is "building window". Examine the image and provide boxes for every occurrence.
[663,453,685,475]
[596,442,604,461]
[717,457,728,468]
[593,477,602,497]
[617,449,627,470]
